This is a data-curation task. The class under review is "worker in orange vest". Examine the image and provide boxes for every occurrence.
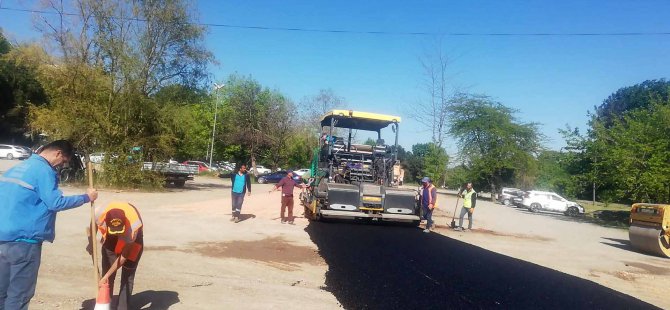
[420,177,438,233]
[89,202,143,310]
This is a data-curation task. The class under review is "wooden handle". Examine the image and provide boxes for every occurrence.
[87,161,100,291]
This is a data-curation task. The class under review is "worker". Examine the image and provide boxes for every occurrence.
[0,140,98,310]
[456,182,477,231]
[270,171,305,224]
[230,163,251,223]
[91,202,143,310]
[420,177,438,233]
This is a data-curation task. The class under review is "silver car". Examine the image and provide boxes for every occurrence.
[0,144,31,160]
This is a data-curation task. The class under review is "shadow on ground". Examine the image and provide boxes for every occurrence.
[165,180,230,191]
[80,290,179,309]
[306,221,657,309]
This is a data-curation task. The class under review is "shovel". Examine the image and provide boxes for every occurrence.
[450,190,461,228]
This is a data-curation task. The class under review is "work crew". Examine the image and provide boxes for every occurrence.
[456,182,477,231]
[0,140,98,310]
[420,177,438,233]
[92,202,144,310]
[230,163,251,223]
[270,171,304,224]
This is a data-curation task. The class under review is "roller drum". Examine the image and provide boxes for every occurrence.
[629,223,670,258]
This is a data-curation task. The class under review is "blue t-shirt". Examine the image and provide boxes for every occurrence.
[232,173,246,193]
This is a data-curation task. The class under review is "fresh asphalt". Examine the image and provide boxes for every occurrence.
[306,220,657,309]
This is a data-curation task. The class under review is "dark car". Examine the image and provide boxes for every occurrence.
[257,171,302,184]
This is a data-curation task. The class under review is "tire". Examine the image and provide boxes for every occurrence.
[7,153,13,160]
[174,180,186,187]
[503,199,510,206]
[258,177,266,184]
[530,203,541,213]
[565,206,578,217]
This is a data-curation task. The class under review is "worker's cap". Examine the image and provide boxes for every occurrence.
[286,170,293,174]
[105,209,126,235]
[421,177,431,183]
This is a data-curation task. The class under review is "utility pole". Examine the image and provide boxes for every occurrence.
[210,83,225,167]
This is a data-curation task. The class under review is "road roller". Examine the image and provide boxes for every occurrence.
[629,203,670,258]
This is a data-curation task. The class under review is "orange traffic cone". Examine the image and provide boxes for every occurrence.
[94,282,111,310]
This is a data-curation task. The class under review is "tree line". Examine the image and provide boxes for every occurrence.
[1,0,668,203]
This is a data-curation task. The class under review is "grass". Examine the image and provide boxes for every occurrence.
[576,199,631,229]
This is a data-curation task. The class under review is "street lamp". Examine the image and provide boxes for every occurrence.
[210,83,225,168]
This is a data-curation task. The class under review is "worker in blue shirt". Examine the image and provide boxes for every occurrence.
[0,140,98,310]
[230,163,251,223]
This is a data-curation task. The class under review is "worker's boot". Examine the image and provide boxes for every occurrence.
[234,217,240,223]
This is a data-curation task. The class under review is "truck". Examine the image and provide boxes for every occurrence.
[142,162,199,187]
[300,110,421,225]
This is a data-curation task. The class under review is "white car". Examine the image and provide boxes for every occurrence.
[522,191,584,216]
[0,144,31,160]
[294,168,310,176]
[89,152,106,163]
[253,165,272,175]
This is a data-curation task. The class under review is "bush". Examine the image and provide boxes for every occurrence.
[99,157,164,189]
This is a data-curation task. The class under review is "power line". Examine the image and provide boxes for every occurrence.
[1,5,670,37]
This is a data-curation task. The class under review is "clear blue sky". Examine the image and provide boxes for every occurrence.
[2,0,669,156]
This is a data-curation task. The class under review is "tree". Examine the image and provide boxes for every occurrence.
[409,41,457,148]
[28,0,213,157]
[0,35,48,144]
[591,101,670,203]
[448,93,543,196]
[594,79,670,128]
[404,142,449,185]
[300,88,345,125]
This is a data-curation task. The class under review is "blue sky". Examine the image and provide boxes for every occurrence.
[2,0,669,156]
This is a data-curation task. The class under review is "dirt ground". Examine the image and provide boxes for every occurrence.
[1,159,667,309]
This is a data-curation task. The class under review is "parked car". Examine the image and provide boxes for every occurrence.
[0,144,31,160]
[253,165,272,175]
[183,160,213,173]
[257,171,302,184]
[521,191,585,216]
[89,152,106,163]
[497,187,523,206]
[294,168,310,176]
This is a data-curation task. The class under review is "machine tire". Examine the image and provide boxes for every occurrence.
[7,153,13,160]
[530,203,541,213]
[174,180,186,187]
[503,199,510,206]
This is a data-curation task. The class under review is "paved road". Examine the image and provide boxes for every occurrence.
[306,221,657,309]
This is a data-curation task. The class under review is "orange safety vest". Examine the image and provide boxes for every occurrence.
[422,184,438,208]
[95,202,143,261]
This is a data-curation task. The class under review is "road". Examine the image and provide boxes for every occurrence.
[0,158,666,309]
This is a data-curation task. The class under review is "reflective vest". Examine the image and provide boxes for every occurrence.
[422,184,438,208]
[463,190,476,208]
[95,202,143,261]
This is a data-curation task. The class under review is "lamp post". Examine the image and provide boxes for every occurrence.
[210,83,224,168]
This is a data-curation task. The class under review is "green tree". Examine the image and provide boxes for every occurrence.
[448,93,543,196]
[594,79,670,128]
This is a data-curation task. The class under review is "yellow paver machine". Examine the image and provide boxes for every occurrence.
[629,203,670,258]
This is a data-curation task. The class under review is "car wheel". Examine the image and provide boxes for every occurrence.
[530,203,541,213]
[503,199,510,206]
[565,206,578,217]
[258,177,266,184]
[7,153,13,160]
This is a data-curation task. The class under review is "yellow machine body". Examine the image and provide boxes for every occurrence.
[629,203,670,258]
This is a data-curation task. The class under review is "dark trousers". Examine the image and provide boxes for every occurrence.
[422,206,434,229]
[101,231,143,310]
[458,207,473,229]
[0,241,42,310]
[231,192,245,217]
[281,196,294,222]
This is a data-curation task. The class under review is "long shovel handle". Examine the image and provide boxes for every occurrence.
[88,162,100,291]
[452,193,461,220]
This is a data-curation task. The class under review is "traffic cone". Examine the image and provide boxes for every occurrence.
[94,282,111,310]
